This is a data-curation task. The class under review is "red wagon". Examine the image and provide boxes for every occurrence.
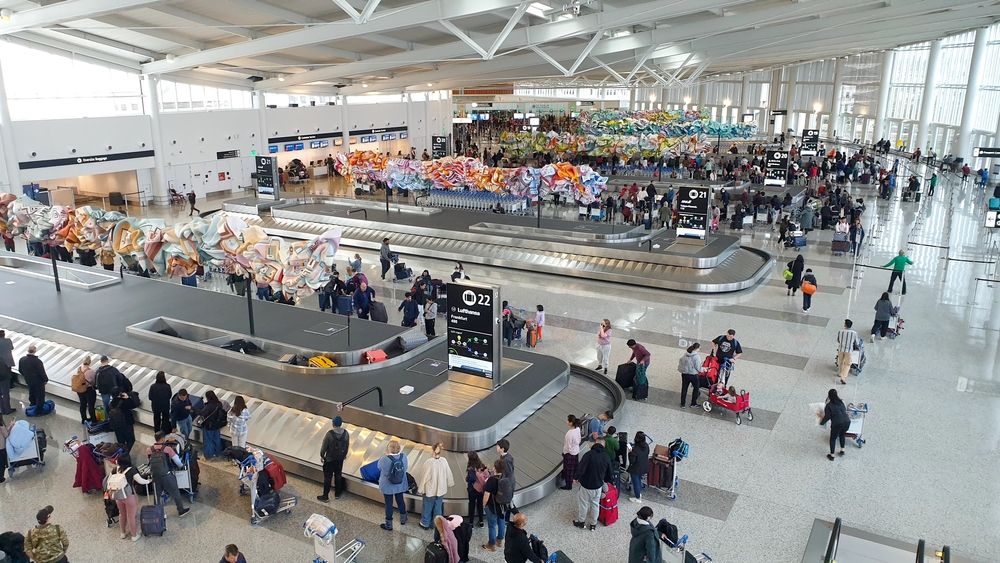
[702,384,753,425]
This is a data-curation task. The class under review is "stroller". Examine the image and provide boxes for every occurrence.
[390,254,413,283]
[5,420,46,475]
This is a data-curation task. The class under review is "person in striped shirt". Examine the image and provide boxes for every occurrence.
[835,320,859,384]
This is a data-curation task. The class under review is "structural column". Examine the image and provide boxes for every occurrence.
[738,72,750,122]
[628,86,636,111]
[993,110,1000,180]
[784,64,798,134]
[142,75,170,206]
[768,67,783,136]
[916,39,943,154]
[830,57,845,139]
[956,27,989,162]
[874,50,895,141]
[0,57,22,194]
[697,82,706,111]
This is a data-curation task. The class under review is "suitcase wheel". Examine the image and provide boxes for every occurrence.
[702,402,711,412]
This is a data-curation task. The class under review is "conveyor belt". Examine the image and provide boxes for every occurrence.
[232,213,773,293]
[6,330,621,513]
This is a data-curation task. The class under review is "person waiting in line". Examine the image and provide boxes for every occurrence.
[417,443,455,530]
[108,388,139,452]
[849,219,865,256]
[147,432,192,518]
[147,370,172,435]
[626,431,649,502]
[348,253,362,274]
[627,506,662,563]
[317,416,349,502]
[353,281,376,320]
[465,452,488,527]
[197,390,228,459]
[480,459,507,552]
[17,345,48,414]
[70,356,96,424]
[170,388,194,440]
[503,513,543,563]
[560,415,580,491]
[871,292,894,342]
[573,437,613,531]
[819,389,851,460]
[227,395,251,449]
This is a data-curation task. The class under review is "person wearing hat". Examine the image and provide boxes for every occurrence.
[25,506,69,563]
[317,416,350,502]
[627,506,661,563]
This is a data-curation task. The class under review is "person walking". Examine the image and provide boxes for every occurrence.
[801,268,818,312]
[595,319,612,375]
[883,250,914,295]
[197,390,227,459]
[573,437,613,531]
[819,389,851,460]
[220,544,248,563]
[786,254,804,296]
[560,415,581,491]
[465,452,487,528]
[378,440,409,531]
[417,442,455,529]
[503,513,544,563]
[107,454,152,542]
[871,292,894,341]
[423,296,438,337]
[25,506,69,563]
[626,431,650,503]
[147,434,192,518]
[227,395,251,449]
[170,388,194,440]
[398,292,419,327]
[677,343,706,408]
[17,345,48,413]
[70,356,96,424]
[628,506,662,563]
[317,416,349,502]
[186,190,200,217]
[148,371,172,434]
[379,238,392,280]
[835,319,859,385]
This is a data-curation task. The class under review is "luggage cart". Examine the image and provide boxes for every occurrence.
[6,423,46,475]
[845,403,869,447]
[235,447,298,525]
[304,514,366,563]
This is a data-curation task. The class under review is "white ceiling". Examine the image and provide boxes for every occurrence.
[1,0,999,96]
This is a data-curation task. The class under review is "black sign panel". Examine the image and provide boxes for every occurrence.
[676,187,710,239]
[255,156,280,199]
[800,129,819,157]
[217,150,240,159]
[770,109,787,116]
[19,150,155,170]
[348,125,408,136]
[764,150,789,186]
[267,132,341,144]
[447,282,499,380]
[973,147,1000,158]
[432,136,448,158]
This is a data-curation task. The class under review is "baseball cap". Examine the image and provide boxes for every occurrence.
[332,416,343,427]
[36,505,53,523]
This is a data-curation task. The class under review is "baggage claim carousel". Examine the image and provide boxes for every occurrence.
[0,253,624,513]
[223,196,774,293]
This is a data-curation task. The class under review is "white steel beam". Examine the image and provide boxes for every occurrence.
[151,6,257,39]
[589,56,626,85]
[359,0,383,23]
[0,0,164,35]
[227,0,321,25]
[44,26,160,60]
[528,45,567,75]
[143,0,523,74]
[624,45,656,84]
[568,32,602,75]
[486,1,531,59]
[438,19,489,59]
[97,14,206,50]
[330,0,362,23]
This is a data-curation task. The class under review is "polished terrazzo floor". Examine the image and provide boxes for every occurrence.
[1,165,998,563]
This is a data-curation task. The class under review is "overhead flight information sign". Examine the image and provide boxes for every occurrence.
[676,187,710,240]
[255,156,280,200]
[447,281,500,385]
[765,150,789,186]
[801,129,819,156]
[432,136,448,158]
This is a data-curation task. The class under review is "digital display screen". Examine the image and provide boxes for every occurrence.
[294,143,304,150]
[268,145,278,154]
[284,143,296,151]
[382,133,395,141]
[399,132,407,139]
[764,150,789,186]
[676,187,710,239]
[447,283,498,380]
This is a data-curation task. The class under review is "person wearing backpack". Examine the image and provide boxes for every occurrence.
[108,388,138,452]
[95,356,129,415]
[417,442,455,529]
[465,452,487,527]
[108,454,152,541]
[317,416,349,502]
[197,391,227,459]
[70,357,96,424]
[573,437,613,531]
[481,459,508,552]
[377,440,409,531]
[25,506,69,563]
[147,371,172,434]
[147,433,191,518]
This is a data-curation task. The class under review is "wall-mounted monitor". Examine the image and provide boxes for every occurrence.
[334,138,343,146]
[293,142,304,150]
[513,113,524,119]
[284,143,296,151]
[529,117,540,126]
[399,132,408,139]
[349,137,358,145]
[268,145,279,154]
[310,140,329,149]
[382,133,395,141]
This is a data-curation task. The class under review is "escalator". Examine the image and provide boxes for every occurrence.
[812,517,958,563]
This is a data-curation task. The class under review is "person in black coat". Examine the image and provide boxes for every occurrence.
[109,388,138,453]
[503,513,543,563]
[626,431,650,501]
[16,345,48,411]
[819,389,851,460]
[147,371,173,434]
[786,254,805,296]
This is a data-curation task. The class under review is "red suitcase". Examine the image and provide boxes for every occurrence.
[598,483,618,526]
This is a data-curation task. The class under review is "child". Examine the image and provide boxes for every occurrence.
[534,305,545,341]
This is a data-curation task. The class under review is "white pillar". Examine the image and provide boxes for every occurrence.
[957,27,989,163]
[628,87,636,111]
[992,110,1000,180]
[142,75,170,206]
[0,57,22,194]
[739,72,750,121]
[830,58,845,139]
[874,51,895,141]
[916,40,943,153]
[697,82,706,111]
[784,64,798,134]
[768,67,783,136]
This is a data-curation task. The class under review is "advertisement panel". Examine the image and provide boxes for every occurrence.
[765,150,789,186]
[447,281,500,385]
[675,187,710,239]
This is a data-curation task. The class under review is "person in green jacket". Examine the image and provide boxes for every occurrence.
[883,250,914,295]
[628,506,662,563]
[927,173,938,197]
[604,426,619,464]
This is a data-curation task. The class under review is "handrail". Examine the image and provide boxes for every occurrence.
[823,517,842,563]
[916,539,925,562]
[340,385,384,409]
[347,208,368,221]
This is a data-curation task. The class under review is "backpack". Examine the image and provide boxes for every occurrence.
[387,454,405,485]
[577,414,594,440]
[148,446,171,479]
[106,470,133,501]
[71,367,89,394]
[472,468,489,494]
[495,475,514,506]
[96,365,117,394]
[667,438,689,461]
[529,534,548,560]
[328,430,349,460]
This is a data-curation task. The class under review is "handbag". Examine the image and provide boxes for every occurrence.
[782,268,793,280]
[801,281,817,295]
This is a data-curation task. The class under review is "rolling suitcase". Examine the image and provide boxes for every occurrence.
[615,363,636,389]
[527,326,538,347]
[335,295,353,315]
[598,484,619,526]
[370,301,389,323]
[140,504,166,536]
[424,542,448,563]
[398,332,428,352]
[632,382,649,401]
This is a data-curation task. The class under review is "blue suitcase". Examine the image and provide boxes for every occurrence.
[360,460,380,483]
[336,295,353,315]
[25,400,54,417]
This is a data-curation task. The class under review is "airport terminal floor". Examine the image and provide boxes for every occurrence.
[2,162,998,563]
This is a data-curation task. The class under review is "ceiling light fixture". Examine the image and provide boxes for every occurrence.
[0,8,13,22]
[427,83,433,87]
[277,74,285,82]
[362,83,368,88]
[165,54,176,63]
[723,98,731,106]
[683,96,691,104]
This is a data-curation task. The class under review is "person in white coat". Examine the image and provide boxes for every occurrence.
[418,442,455,529]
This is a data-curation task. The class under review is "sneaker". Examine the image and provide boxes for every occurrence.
[679,403,686,408]
[477,521,484,528]
[178,508,191,518]
[689,403,701,409]
[629,497,641,503]
[131,534,141,542]
[481,544,496,552]
[572,521,585,529]
[380,523,392,531]
[120,532,128,540]
[596,365,603,371]
[316,495,329,502]
[603,368,607,375]
[869,334,875,342]
[588,525,596,531]
[334,494,343,499]
[838,450,846,456]
[826,454,835,460]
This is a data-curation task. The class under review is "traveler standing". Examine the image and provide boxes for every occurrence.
[418,443,455,529]
[317,416,349,502]
[465,452,487,527]
[221,544,248,563]
[187,190,200,217]
[148,371,172,434]
[2,232,13,252]
[786,254,804,295]
[423,296,438,337]
[378,440,409,531]
[379,238,392,280]
[170,389,194,440]
[197,390,227,459]
[871,292,894,341]
[353,281,375,320]
[534,305,545,341]
[835,320,859,385]
[819,389,851,460]
[481,459,508,552]
[227,395,251,449]
[677,343,706,408]
[25,506,69,563]
[17,345,48,413]
[883,250,913,295]
[0,330,16,372]
[107,454,151,541]
[572,437,613,531]
[560,415,580,490]
[927,172,938,197]
[503,513,544,563]
[849,219,865,256]
[595,319,612,375]
[627,506,662,563]
[109,389,139,452]
[398,292,419,327]
[95,356,129,415]
[801,268,818,312]
[70,357,96,424]
[147,434,192,518]
[626,431,650,502]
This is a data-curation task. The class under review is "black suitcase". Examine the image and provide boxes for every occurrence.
[140,504,166,536]
[255,491,280,516]
[370,301,389,323]
[632,382,649,401]
[615,363,636,389]
[336,295,353,316]
[424,542,448,563]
